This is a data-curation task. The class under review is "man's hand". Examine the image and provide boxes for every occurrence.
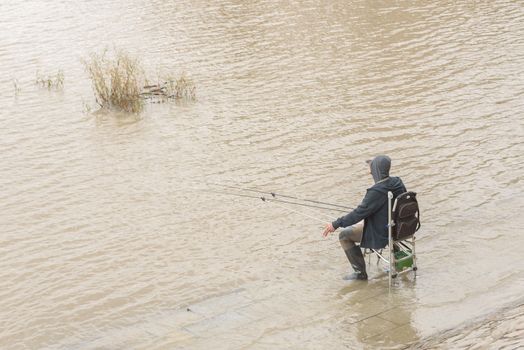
[322,223,335,238]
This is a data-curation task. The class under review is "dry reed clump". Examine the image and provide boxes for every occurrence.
[84,50,197,114]
[84,51,144,114]
[35,70,64,90]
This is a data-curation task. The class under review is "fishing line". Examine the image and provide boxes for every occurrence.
[261,198,328,224]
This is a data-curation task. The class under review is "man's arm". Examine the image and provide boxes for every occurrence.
[332,190,385,229]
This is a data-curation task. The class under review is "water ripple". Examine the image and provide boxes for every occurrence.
[1,0,523,348]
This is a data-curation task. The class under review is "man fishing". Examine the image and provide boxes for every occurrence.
[322,155,406,280]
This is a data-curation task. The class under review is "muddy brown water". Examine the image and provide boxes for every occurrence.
[1,1,523,349]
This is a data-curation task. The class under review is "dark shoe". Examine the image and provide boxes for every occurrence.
[344,246,368,277]
[342,272,368,281]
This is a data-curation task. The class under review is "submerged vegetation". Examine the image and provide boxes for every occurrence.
[84,50,196,114]
[12,70,64,97]
[13,79,20,96]
[36,70,64,90]
[141,73,196,102]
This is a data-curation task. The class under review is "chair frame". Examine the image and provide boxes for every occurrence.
[368,191,418,287]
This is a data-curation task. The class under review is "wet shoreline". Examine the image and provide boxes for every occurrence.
[406,299,524,349]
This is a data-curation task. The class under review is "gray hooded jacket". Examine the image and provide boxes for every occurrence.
[332,155,406,249]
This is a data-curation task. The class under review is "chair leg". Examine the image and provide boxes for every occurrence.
[388,244,392,287]
[390,245,398,279]
[376,249,382,266]
[412,236,417,274]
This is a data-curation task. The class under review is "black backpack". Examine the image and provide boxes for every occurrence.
[392,191,421,241]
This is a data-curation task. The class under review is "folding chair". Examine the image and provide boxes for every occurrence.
[369,191,421,287]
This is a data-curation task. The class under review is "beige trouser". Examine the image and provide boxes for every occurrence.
[338,221,364,251]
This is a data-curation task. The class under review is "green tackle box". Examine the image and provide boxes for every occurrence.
[394,250,413,271]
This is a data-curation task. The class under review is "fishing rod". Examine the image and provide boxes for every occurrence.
[207,189,335,224]
[206,182,353,211]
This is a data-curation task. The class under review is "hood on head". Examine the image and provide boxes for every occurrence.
[368,155,391,183]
